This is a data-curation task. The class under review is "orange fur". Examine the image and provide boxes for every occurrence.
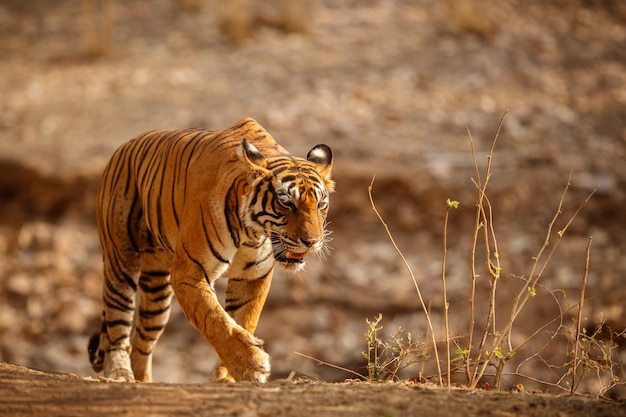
[89,118,333,382]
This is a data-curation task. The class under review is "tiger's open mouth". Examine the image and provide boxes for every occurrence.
[270,233,312,269]
[275,250,309,265]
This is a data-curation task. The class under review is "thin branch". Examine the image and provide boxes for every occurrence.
[368,177,443,386]
[515,183,596,322]
[571,236,593,394]
[466,110,507,388]
[293,352,366,381]
[472,182,596,386]
[442,201,455,388]
[466,127,479,381]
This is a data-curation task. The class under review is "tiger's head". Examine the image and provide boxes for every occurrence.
[240,139,334,272]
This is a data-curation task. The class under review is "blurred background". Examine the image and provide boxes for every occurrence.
[0,0,624,394]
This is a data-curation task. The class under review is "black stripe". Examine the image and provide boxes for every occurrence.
[224,179,244,247]
[225,298,251,313]
[118,262,139,291]
[243,250,273,270]
[176,136,200,218]
[141,269,170,277]
[151,292,172,302]
[104,298,134,313]
[139,280,171,294]
[126,194,141,253]
[181,241,213,287]
[251,209,286,224]
[139,306,171,319]
[205,210,224,247]
[132,346,152,356]
[108,335,128,346]
[136,327,157,343]
[104,277,135,306]
[225,270,272,313]
[136,134,163,187]
[105,319,132,328]
[153,142,174,245]
[142,324,166,333]
[200,203,230,264]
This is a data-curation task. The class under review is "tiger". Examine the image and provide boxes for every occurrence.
[88,117,334,383]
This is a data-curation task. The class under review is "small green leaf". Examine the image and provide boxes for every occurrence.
[446,199,460,209]
[528,286,536,297]
[455,348,470,358]
[493,347,503,359]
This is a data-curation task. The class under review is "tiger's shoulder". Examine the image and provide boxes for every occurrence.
[132,117,288,161]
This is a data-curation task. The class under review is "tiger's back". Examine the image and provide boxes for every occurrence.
[90,117,334,382]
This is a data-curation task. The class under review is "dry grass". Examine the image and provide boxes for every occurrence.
[361,112,624,397]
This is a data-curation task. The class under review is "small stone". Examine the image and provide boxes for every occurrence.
[6,273,32,296]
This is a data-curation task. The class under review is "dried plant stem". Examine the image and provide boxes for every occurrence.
[469,191,502,386]
[512,181,596,324]
[421,301,432,380]
[368,177,443,386]
[464,110,597,390]
[471,182,596,388]
[442,204,452,388]
[571,236,593,394]
[509,173,571,325]
[293,352,366,381]
[466,127,480,382]
[513,287,571,355]
[465,110,507,387]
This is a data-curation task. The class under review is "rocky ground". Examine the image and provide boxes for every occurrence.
[0,0,625,412]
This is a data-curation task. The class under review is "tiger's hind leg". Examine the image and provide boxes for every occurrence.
[98,252,141,382]
[130,248,173,382]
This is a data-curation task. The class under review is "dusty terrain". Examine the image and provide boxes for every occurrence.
[1,0,625,414]
[2,362,625,417]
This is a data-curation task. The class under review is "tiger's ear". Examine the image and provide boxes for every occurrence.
[307,144,335,192]
[239,139,271,181]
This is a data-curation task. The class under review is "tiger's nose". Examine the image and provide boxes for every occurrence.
[301,238,319,248]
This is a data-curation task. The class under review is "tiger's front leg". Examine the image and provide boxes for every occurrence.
[214,268,274,382]
[170,253,271,382]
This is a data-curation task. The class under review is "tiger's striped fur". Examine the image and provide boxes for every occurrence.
[88,117,333,382]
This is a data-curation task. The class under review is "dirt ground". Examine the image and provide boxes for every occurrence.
[1,0,626,413]
[2,363,625,417]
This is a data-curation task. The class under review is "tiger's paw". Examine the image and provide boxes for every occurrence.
[218,333,270,382]
[103,368,135,382]
[213,363,236,383]
[103,349,136,382]
[228,346,271,382]
[241,347,271,382]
